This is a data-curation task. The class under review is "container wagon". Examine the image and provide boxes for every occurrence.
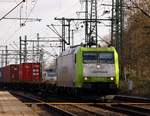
[19,63,41,81]
[3,64,19,82]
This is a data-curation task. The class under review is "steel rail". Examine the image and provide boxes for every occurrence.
[24,102,150,105]
[69,104,105,116]
[10,91,76,116]
[10,91,121,115]
[112,104,150,115]
[114,95,150,103]
[10,91,150,116]
[94,103,150,116]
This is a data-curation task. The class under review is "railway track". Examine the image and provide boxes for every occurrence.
[9,91,120,115]
[114,95,150,103]
[93,103,150,116]
[10,91,76,116]
[29,102,150,116]
[10,91,150,116]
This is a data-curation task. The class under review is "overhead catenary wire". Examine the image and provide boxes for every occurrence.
[47,24,68,44]
[0,0,115,60]
[23,0,39,25]
[0,0,25,21]
[0,1,78,64]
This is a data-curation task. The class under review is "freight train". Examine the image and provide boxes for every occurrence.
[0,46,119,94]
[57,46,119,92]
[0,63,57,83]
[0,63,41,82]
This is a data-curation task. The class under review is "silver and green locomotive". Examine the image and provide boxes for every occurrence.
[56,47,119,92]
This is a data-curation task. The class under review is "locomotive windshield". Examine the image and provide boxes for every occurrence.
[83,53,97,63]
[83,52,114,64]
[98,52,114,64]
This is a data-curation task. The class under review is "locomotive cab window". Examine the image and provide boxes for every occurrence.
[98,52,114,64]
[83,52,97,63]
[83,52,114,64]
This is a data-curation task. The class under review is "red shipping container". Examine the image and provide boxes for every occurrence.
[3,66,10,82]
[10,65,19,81]
[19,63,32,81]
[32,63,41,81]
[19,63,41,81]
[3,64,19,82]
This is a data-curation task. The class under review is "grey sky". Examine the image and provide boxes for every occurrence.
[0,0,112,64]
[0,0,80,44]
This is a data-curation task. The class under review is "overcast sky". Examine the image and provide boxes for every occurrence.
[0,0,81,44]
[0,0,112,64]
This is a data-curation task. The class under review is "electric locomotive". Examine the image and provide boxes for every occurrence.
[56,46,119,92]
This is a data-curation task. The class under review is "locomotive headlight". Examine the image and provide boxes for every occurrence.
[84,77,88,80]
[96,64,100,69]
[110,77,114,81]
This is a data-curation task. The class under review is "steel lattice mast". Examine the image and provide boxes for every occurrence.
[111,0,124,77]
[89,0,98,46]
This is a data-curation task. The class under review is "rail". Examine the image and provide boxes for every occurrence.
[114,95,150,103]
[10,91,76,116]
[10,91,150,116]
